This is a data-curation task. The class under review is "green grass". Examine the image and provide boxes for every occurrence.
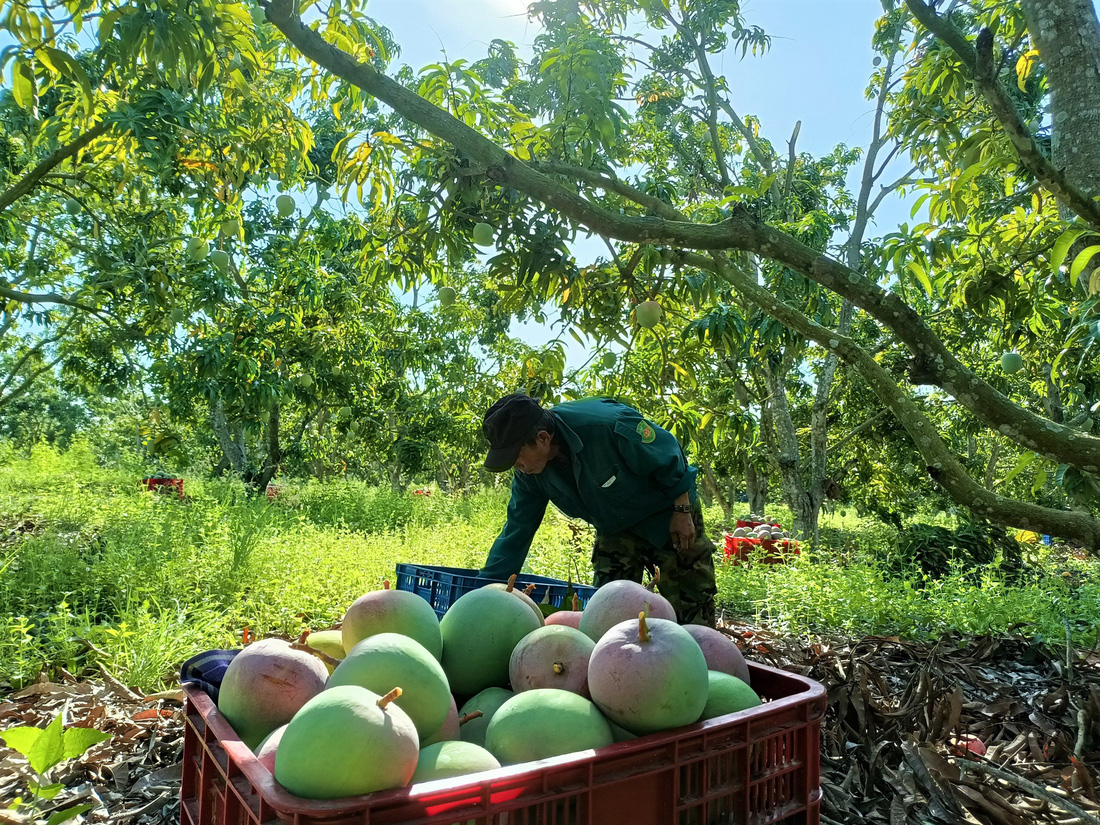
[0,442,1096,692]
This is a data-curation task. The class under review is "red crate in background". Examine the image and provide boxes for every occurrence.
[724,534,800,565]
[142,477,183,498]
[180,661,825,825]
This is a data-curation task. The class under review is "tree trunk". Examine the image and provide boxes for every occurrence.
[764,361,818,539]
[1043,364,1064,424]
[699,459,730,518]
[697,476,714,509]
[389,460,405,493]
[1020,0,1100,201]
[435,448,452,493]
[983,441,1002,490]
[745,456,767,515]
[210,395,248,477]
[254,403,282,494]
[212,454,231,477]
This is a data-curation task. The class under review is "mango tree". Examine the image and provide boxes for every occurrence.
[0,0,322,425]
[264,0,1100,548]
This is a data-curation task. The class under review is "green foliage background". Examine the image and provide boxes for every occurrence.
[0,443,1094,692]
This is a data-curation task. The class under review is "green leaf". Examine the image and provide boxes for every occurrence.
[1050,227,1087,272]
[1031,467,1048,496]
[906,261,933,296]
[11,58,35,111]
[1069,244,1100,287]
[63,727,112,760]
[45,804,95,825]
[43,48,94,115]
[31,781,65,800]
[27,713,64,775]
[0,725,42,757]
[1002,451,1035,486]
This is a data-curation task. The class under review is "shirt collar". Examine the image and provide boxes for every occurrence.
[551,411,584,455]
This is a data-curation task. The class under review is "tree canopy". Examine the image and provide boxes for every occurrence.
[2,0,1098,546]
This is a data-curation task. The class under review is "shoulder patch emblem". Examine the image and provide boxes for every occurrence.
[637,420,656,443]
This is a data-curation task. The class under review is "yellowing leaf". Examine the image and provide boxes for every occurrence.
[1016,49,1040,92]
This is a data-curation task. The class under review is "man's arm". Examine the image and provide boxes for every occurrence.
[480,473,550,579]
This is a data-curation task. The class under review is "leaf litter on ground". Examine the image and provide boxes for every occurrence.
[717,618,1100,825]
[0,624,1096,825]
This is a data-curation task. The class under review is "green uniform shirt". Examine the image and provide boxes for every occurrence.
[480,398,698,579]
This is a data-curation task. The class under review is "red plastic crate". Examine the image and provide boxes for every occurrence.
[143,477,184,498]
[180,661,825,825]
[724,534,801,566]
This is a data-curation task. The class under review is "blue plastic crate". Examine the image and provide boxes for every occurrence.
[395,563,596,618]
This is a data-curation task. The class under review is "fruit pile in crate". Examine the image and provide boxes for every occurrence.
[207,576,761,798]
[181,569,825,825]
[725,513,800,563]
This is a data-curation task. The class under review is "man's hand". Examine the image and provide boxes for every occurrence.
[670,511,696,560]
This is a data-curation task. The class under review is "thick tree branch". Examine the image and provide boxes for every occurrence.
[266,0,1100,476]
[904,0,1100,228]
[0,121,111,216]
[529,162,681,220]
[0,284,103,316]
[686,250,1100,549]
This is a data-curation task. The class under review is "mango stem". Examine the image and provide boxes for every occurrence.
[638,612,650,643]
[553,662,564,674]
[506,574,517,593]
[290,642,341,669]
[377,687,402,709]
[459,710,484,726]
[572,593,580,611]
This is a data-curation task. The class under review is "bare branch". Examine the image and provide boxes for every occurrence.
[830,409,890,454]
[869,165,920,215]
[530,162,681,220]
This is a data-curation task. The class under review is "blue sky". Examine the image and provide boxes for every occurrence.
[370,0,912,367]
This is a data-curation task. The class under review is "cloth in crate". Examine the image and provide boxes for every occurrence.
[180,649,241,703]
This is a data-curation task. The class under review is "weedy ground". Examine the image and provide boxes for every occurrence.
[1,443,1095,691]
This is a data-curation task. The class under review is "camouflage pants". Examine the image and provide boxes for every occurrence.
[591,503,717,627]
